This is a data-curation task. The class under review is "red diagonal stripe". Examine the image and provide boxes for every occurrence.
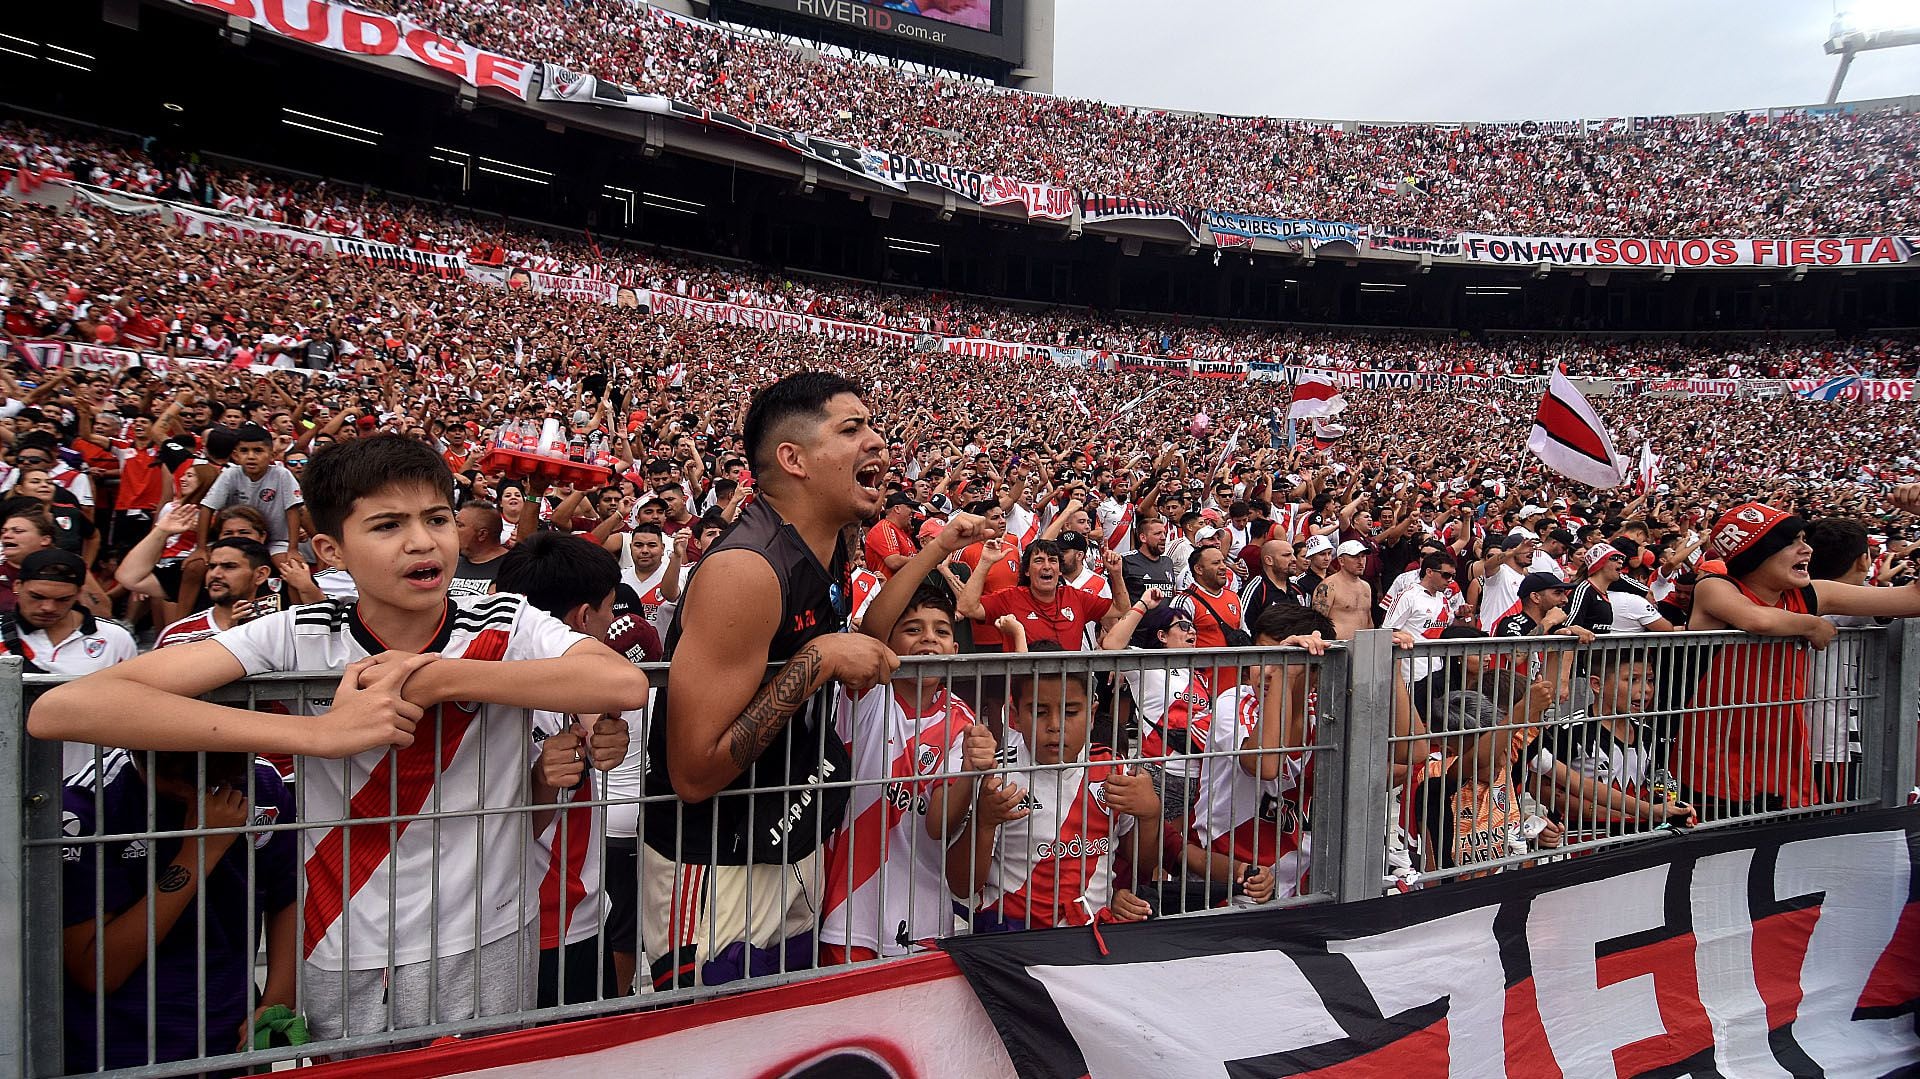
[302,628,510,957]
[1537,393,1611,464]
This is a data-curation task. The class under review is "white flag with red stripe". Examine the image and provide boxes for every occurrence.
[1287,373,1347,419]
[1527,368,1624,489]
[1636,441,1660,494]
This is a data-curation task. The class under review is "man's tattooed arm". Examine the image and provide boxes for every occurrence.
[724,644,830,771]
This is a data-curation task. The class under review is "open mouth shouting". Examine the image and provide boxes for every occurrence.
[855,459,886,502]
[403,560,445,590]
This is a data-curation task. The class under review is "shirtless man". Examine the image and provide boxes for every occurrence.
[1313,539,1374,640]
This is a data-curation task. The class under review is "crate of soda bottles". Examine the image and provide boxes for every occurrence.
[478,416,616,487]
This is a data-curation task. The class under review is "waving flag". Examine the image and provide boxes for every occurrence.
[1287,373,1347,419]
[1311,419,1347,452]
[1798,375,1859,402]
[1636,441,1660,495]
[1527,368,1623,489]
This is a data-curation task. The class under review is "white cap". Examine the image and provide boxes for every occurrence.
[1301,535,1335,557]
[1508,527,1540,542]
[1519,504,1548,519]
[1336,539,1369,557]
[1194,525,1220,542]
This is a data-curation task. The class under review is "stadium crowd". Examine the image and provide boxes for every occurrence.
[6,115,1920,1072]
[347,0,1920,237]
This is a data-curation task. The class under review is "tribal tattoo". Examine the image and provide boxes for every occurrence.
[157,864,192,893]
[724,644,825,771]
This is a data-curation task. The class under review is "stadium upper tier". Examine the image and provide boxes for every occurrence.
[337,0,1920,239]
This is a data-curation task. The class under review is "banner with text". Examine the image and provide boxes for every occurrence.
[174,0,533,100]
[1460,232,1920,268]
[1205,211,1366,250]
[1080,195,1205,243]
[944,808,1920,1079]
[534,64,674,115]
[645,291,920,346]
[1369,227,1462,256]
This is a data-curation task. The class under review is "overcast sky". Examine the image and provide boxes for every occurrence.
[1050,0,1920,121]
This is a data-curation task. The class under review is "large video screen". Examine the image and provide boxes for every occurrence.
[731,0,1021,63]
[871,0,993,32]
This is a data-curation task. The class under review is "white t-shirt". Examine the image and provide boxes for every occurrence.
[202,462,304,554]
[1096,498,1134,555]
[1608,590,1666,633]
[1478,563,1524,630]
[819,683,974,956]
[29,615,140,777]
[214,593,588,970]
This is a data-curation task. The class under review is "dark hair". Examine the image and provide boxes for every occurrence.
[211,505,270,538]
[1008,641,1092,704]
[204,425,242,461]
[1018,538,1063,585]
[14,431,58,455]
[1187,544,1218,570]
[1805,517,1870,581]
[206,536,273,571]
[233,424,272,446]
[630,522,665,539]
[494,532,619,621]
[741,371,863,476]
[458,499,502,530]
[1253,603,1335,642]
[900,583,956,622]
[1420,553,1452,576]
[303,434,454,539]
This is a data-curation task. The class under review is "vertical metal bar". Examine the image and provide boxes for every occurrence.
[1871,622,1918,808]
[1341,631,1392,903]
[2,660,62,1079]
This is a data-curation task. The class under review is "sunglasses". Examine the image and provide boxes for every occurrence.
[1169,620,1196,633]
[15,456,48,466]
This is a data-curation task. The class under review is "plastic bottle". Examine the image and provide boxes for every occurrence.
[539,417,564,458]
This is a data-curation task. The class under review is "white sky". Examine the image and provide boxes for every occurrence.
[1050,0,1920,121]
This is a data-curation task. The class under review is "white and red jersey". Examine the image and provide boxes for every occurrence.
[1148,665,1225,780]
[848,566,884,629]
[1189,681,1312,897]
[1005,502,1039,551]
[153,608,223,649]
[214,593,588,971]
[1062,565,1110,649]
[978,730,1136,928]
[1381,584,1457,681]
[618,540,675,641]
[1095,497,1134,555]
[529,710,607,950]
[819,683,974,957]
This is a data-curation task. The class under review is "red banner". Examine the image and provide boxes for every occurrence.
[176,0,534,100]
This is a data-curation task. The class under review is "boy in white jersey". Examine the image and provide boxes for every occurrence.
[947,643,1163,930]
[1185,604,1334,907]
[30,435,651,1049]
[819,586,983,963]
[493,532,634,1006]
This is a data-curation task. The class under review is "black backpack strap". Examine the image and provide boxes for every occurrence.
[0,616,47,674]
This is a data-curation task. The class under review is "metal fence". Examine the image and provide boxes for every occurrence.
[2,624,1914,1079]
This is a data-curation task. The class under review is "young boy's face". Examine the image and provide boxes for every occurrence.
[1592,661,1655,716]
[1755,533,1814,590]
[889,602,957,699]
[1008,675,1091,766]
[317,481,458,615]
[233,440,274,478]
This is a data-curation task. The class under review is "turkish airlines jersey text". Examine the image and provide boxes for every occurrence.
[819,684,974,957]
[214,594,589,971]
[978,729,1136,929]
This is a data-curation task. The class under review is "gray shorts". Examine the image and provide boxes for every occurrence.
[1144,762,1196,823]
[300,928,537,1051]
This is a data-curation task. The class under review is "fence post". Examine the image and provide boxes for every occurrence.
[0,658,59,1079]
[1873,621,1917,809]
[1316,630,1392,904]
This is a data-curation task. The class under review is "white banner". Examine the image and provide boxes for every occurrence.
[1460,232,1920,269]
[523,271,621,305]
[173,204,331,257]
[173,0,533,100]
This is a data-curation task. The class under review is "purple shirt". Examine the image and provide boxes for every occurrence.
[62,754,296,1070]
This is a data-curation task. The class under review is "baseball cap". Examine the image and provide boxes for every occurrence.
[1583,543,1626,571]
[1517,571,1572,598]
[18,549,86,586]
[1519,504,1548,519]
[1507,527,1540,542]
[1055,530,1089,551]
[916,518,945,541]
[1194,525,1220,542]
[1335,539,1369,558]
[883,491,916,509]
[1434,690,1503,735]
[1301,535,1334,557]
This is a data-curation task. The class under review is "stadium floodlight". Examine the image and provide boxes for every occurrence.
[1825,2,1920,102]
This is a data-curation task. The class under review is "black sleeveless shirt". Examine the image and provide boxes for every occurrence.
[642,496,853,866]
